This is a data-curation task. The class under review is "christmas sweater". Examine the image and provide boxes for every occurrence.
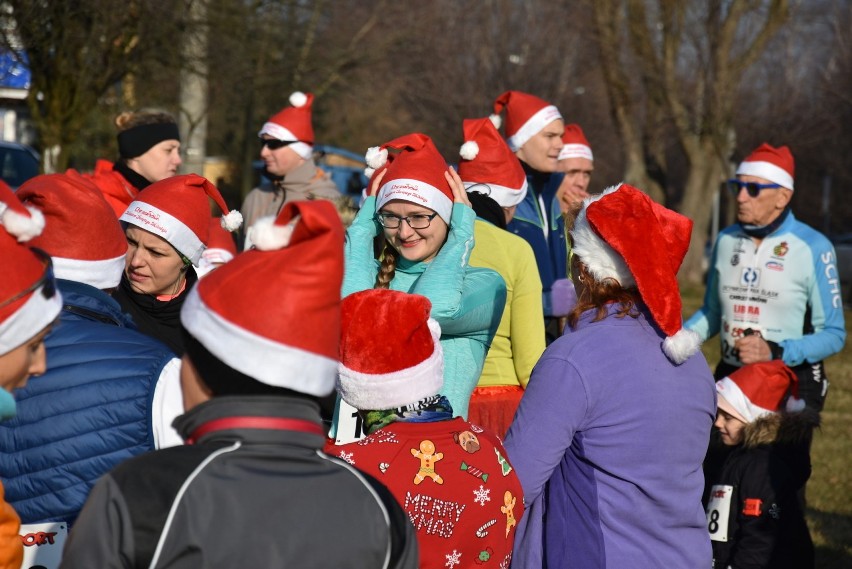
[325,417,523,569]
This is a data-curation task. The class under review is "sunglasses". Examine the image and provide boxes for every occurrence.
[0,248,57,309]
[726,179,782,198]
[259,138,299,150]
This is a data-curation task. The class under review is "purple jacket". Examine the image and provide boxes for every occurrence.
[505,304,716,568]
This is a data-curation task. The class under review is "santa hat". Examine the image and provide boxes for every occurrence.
[258,91,315,160]
[366,133,454,224]
[17,172,127,289]
[120,173,242,266]
[736,143,794,191]
[181,200,343,395]
[457,116,528,207]
[571,184,701,364]
[716,361,804,423]
[0,181,62,356]
[558,124,593,162]
[337,289,443,411]
[491,90,563,152]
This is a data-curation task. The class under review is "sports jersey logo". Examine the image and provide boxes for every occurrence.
[740,267,760,287]
[730,253,740,267]
[766,261,784,272]
[773,242,789,257]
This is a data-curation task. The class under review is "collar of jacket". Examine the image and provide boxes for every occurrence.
[276,158,323,193]
[174,395,326,446]
[58,279,136,328]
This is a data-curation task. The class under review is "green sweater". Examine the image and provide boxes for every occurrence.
[343,197,506,418]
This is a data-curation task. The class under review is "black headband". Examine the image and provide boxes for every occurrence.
[117,122,180,159]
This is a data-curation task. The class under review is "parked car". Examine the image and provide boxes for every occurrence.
[831,233,852,308]
[0,141,39,190]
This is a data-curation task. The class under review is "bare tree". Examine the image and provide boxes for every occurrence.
[590,0,790,284]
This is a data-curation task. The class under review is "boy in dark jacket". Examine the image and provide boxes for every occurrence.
[705,361,816,569]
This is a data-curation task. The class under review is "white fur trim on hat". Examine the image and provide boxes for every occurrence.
[716,375,775,424]
[365,146,388,169]
[376,178,453,225]
[0,283,62,355]
[459,141,479,161]
[558,143,594,162]
[121,201,206,266]
[463,180,527,208]
[247,215,298,251]
[257,123,313,160]
[570,187,634,287]
[221,210,243,232]
[736,161,794,191]
[662,328,702,365]
[181,288,338,395]
[1,206,45,242]
[338,318,444,410]
[53,254,125,290]
[506,105,562,152]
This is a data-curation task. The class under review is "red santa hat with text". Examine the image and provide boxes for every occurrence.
[716,361,804,423]
[735,142,794,191]
[0,180,62,356]
[365,133,454,224]
[182,200,343,395]
[337,289,443,411]
[258,91,316,161]
[458,116,528,207]
[120,173,242,266]
[491,90,563,152]
[558,124,594,162]
[18,172,128,289]
[570,184,701,364]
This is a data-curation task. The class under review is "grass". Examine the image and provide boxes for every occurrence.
[681,284,852,567]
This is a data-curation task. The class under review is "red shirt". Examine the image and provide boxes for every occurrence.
[325,417,523,569]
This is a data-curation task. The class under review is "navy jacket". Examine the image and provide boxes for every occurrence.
[0,280,177,525]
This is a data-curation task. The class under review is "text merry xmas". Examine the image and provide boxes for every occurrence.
[404,492,466,538]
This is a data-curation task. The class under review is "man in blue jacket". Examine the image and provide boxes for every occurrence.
[0,172,182,527]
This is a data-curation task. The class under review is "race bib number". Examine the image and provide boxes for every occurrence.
[706,484,733,543]
[334,398,366,445]
[20,521,68,569]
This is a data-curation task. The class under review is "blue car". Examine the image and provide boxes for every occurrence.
[0,141,39,190]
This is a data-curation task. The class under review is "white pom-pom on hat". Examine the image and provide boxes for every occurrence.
[785,396,806,413]
[459,141,479,160]
[220,210,244,232]
[662,329,702,365]
[489,113,502,130]
[289,91,308,108]
[2,205,45,242]
[248,215,300,251]
[365,146,388,169]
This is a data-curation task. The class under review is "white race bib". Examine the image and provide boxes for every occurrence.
[20,521,68,569]
[333,398,367,445]
[706,484,733,543]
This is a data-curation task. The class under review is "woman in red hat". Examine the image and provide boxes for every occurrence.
[0,182,63,568]
[83,109,182,217]
[115,174,241,355]
[334,133,506,439]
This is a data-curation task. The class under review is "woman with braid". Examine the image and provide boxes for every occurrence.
[338,133,506,429]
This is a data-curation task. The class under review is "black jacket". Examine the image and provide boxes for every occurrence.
[59,395,418,568]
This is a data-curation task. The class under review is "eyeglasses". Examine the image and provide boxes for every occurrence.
[727,179,782,198]
[376,212,439,229]
[0,248,57,309]
[259,138,299,150]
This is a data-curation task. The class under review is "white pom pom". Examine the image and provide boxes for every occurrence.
[459,141,479,160]
[220,210,244,232]
[662,328,702,365]
[365,146,388,169]
[248,215,299,251]
[1,206,45,242]
[785,396,806,413]
[489,113,502,130]
[289,91,308,107]
[364,166,376,178]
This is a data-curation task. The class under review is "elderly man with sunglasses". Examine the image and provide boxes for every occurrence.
[240,92,340,248]
[686,143,845,413]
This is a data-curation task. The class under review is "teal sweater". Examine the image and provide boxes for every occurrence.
[343,196,506,419]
